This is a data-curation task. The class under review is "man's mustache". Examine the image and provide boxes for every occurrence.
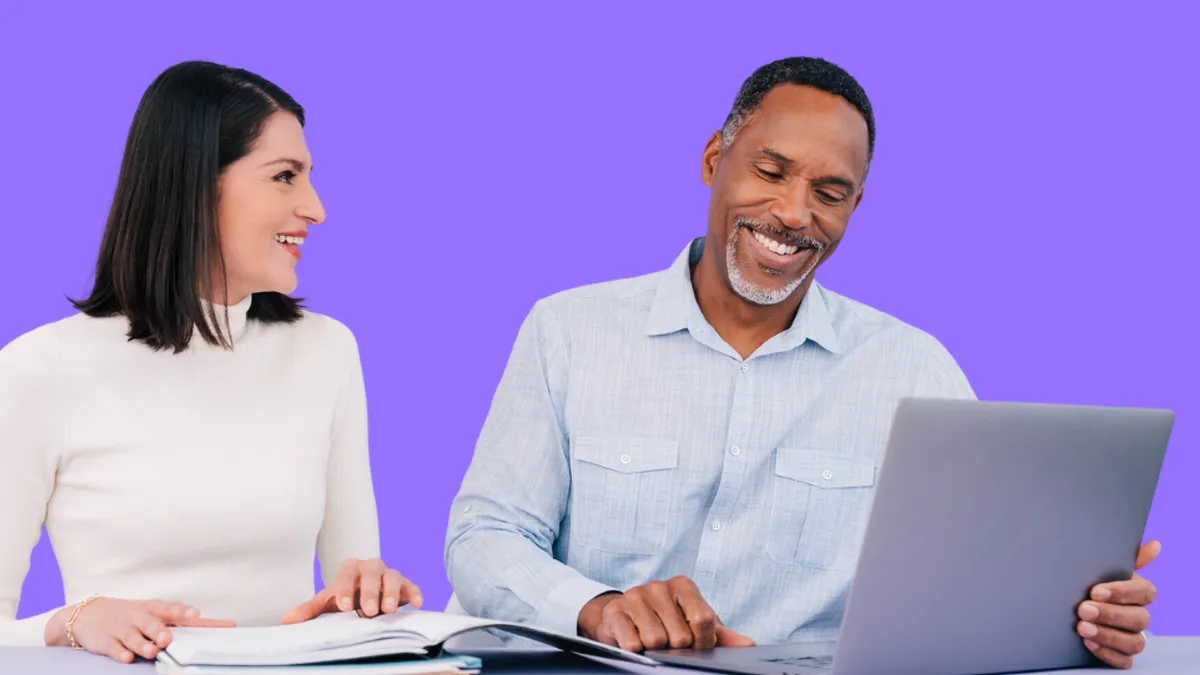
[734,217,824,251]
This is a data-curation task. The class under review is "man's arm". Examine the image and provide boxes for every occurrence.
[915,335,976,400]
[444,302,617,637]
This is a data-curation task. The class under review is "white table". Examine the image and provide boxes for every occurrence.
[3,639,1200,674]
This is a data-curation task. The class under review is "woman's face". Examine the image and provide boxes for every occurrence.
[216,111,325,303]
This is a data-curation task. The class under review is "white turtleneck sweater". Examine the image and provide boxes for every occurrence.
[0,295,380,646]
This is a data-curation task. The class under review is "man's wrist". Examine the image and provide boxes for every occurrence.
[577,591,621,639]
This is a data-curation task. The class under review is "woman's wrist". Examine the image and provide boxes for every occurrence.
[44,594,102,647]
[44,606,72,647]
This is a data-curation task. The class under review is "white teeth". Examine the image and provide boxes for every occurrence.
[274,235,304,245]
[751,230,798,255]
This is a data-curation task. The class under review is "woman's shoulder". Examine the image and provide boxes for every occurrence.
[285,309,362,356]
[0,312,103,378]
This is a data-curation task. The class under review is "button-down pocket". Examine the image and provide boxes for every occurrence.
[569,435,679,555]
[765,448,877,569]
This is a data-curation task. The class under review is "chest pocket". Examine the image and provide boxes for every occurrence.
[765,448,877,569]
[569,435,679,555]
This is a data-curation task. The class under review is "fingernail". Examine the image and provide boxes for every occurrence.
[185,607,200,617]
[144,645,158,658]
[1093,587,1112,601]
[1084,640,1099,651]
[1080,603,1100,620]
[339,597,352,611]
[383,598,397,611]
[1079,622,1098,637]
[414,595,424,607]
[363,601,377,615]
[157,632,171,645]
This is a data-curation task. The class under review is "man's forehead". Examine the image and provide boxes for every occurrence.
[739,85,869,173]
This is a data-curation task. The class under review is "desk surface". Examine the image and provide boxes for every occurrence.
[3,639,1199,675]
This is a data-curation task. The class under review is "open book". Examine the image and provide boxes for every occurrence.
[156,609,659,672]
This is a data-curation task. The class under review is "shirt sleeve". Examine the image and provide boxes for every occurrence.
[916,335,977,400]
[444,302,617,637]
[0,329,66,646]
[315,319,381,588]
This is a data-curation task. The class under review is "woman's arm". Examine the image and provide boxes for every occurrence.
[315,319,381,586]
[0,328,66,646]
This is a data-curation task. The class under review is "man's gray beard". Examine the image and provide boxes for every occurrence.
[725,226,820,306]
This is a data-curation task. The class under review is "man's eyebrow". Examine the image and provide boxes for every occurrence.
[759,147,794,166]
[813,175,857,192]
[760,147,857,191]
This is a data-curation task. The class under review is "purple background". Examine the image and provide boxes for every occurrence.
[2,2,1196,635]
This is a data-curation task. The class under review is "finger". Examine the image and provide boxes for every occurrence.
[1136,541,1161,570]
[1084,638,1135,669]
[175,617,238,628]
[400,577,424,609]
[381,570,403,613]
[1078,621,1147,657]
[105,637,135,664]
[622,592,670,650]
[668,585,716,649]
[282,592,336,625]
[133,612,173,649]
[359,566,384,617]
[332,561,362,613]
[120,624,158,661]
[643,583,693,649]
[715,624,757,647]
[1091,577,1156,606]
[149,601,201,624]
[1078,601,1151,634]
[601,608,644,653]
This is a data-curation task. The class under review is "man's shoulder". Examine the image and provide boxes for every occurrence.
[820,285,956,361]
[528,268,666,326]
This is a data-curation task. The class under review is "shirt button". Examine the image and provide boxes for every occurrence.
[620,454,632,465]
[822,469,833,481]
[711,520,722,532]
[730,445,741,456]
[740,364,749,373]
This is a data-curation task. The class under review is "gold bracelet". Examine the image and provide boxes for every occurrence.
[65,594,101,649]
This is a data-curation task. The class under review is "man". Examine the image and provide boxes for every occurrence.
[444,56,1158,670]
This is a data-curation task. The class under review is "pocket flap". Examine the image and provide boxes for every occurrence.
[774,448,876,488]
[572,436,679,474]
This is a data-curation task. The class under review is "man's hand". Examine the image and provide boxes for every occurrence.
[1077,541,1160,669]
[577,576,755,653]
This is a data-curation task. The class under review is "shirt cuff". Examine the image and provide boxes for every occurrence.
[1,608,58,646]
[537,575,620,638]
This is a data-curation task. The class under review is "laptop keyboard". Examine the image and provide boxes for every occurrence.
[762,655,835,669]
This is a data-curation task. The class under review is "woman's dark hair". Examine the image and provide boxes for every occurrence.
[71,60,307,352]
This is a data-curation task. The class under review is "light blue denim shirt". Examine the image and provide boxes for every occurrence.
[445,237,975,645]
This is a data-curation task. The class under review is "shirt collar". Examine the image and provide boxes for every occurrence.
[197,292,254,345]
[644,237,841,355]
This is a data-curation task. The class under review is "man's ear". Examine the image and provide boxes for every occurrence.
[701,130,723,187]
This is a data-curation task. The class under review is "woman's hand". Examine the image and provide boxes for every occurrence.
[45,598,235,663]
[282,558,423,624]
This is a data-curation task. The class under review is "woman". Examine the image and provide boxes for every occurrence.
[0,61,420,662]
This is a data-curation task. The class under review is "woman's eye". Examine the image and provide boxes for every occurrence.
[274,171,296,184]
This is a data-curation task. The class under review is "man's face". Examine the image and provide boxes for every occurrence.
[702,84,870,306]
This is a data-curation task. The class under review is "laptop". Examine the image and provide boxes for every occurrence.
[648,398,1173,675]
